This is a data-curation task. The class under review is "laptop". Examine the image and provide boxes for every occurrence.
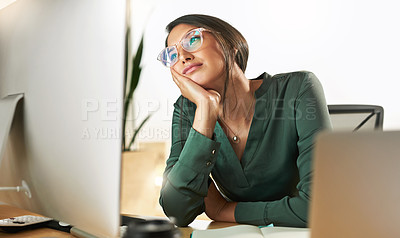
[310,131,400,238]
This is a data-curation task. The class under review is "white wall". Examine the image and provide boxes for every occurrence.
[131,0,400,143]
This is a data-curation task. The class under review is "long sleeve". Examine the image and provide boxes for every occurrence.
[234,72,332,227]
[159,97,221,227]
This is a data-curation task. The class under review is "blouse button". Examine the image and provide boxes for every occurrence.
[206,161,212,166]
[211,149,216,155]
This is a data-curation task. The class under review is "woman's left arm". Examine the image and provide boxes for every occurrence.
[208,72,332,227]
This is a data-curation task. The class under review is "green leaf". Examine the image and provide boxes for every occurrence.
[122,27,131,151]
[124,27,130,95]
[122,33,147,151]
[123,35,143,117]
[130,35,144,91]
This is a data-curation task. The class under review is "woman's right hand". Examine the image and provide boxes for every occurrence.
[171,68,221,119]
[171,68,221,138]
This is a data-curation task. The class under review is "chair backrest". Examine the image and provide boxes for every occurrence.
[328,104,384,131]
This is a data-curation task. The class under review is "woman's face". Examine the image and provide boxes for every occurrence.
[167,24,226,89]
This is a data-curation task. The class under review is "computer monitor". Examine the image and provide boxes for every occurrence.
[310,131,400,238]
[0,1,126,237]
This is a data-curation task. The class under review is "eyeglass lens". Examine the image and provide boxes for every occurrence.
[158,29,204,67]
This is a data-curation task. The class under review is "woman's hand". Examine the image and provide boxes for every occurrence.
[171,68,221,138]
[171,68,221,115]
[204,181,237,222]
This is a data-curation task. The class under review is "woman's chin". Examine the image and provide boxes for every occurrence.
[191,77,221,91]
[190,76,208,86]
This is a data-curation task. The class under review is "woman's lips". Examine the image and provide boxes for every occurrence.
[182,63,202,75]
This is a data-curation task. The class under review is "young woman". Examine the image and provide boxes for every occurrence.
[157,14,331,227]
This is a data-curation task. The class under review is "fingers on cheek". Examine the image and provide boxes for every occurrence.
[173,79,181,88]
[171,75,179,85]
[171,67,179,77]
[172,79,185,94]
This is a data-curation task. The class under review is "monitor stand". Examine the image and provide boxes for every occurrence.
[0,93,24,161]
[0,93,31,198]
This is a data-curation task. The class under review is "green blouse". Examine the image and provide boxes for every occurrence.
[159,71,332,227]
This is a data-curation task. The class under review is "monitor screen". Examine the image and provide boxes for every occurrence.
[0,0,126,237]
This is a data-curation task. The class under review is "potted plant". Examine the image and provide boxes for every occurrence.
[121,26,168,217]
[120,27,168,217]
[122,27,151,152]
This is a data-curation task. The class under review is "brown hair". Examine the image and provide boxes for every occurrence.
[165,14,249,108]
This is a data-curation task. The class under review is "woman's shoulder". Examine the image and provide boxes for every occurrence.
[271,70,322,92]
[272,70,318,83]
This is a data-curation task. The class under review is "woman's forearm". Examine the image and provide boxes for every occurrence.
[192,100,218,139]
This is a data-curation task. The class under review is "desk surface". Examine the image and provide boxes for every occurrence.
[0,205,237,238]
[180,220,238,238]
[0,205,74,237]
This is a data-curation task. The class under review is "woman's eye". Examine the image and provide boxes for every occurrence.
[170,53,177,61]
[189,36,200,46]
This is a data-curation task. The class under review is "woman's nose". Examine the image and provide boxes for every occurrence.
[178,46,193,63]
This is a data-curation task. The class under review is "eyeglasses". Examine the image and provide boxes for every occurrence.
[157,28,211,68]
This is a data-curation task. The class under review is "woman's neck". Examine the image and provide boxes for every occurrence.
[220,66,255,122]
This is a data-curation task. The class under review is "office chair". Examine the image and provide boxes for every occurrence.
[327,104,384,131]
